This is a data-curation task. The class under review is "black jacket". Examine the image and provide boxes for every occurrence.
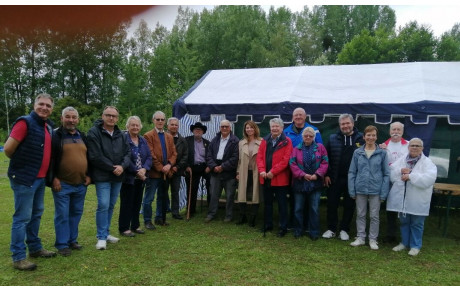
[185,135,210,167]
[326,127,364,183]
[171,133,188,176]
[87,119,131,183]
[206,132,239,179]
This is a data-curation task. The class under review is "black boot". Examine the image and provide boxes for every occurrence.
[236,203,247,225]
[248,204,259,227]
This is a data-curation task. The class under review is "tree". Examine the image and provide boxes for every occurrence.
[397,21,436,62]
[437,23,460,61]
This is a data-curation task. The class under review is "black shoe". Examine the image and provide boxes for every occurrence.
[383,236,398,244]
[172,214,183,220]
[29,249,57,258]
[277,230,287,238]
[57,248,72,257]
[69,243,83,250]
[121,231,135,237]
[145,222,156,230]
[294,232,302,239]
[154,219,164,225]
[310,236,319,241]
[134,229,145,234]
[235,215,247,225]
[260,226,273,232]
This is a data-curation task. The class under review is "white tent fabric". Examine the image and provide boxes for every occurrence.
[174,62,460,125]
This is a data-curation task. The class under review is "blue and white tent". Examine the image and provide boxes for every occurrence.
[173,62,460,183]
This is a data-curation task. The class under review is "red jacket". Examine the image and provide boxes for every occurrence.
[257,133,292,186]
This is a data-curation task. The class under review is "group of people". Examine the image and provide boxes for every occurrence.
[4,94,437,271]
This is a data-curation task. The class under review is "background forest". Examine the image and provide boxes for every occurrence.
[1,5,460,140]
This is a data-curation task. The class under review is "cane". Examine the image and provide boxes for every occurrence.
[186,170,193,221]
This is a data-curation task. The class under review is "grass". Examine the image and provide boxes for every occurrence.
[0,152,459,286]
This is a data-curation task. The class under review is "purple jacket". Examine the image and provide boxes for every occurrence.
[289,141,329,193]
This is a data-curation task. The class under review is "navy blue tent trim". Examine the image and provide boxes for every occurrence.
[173,100,460,125]
[173,71,211,120]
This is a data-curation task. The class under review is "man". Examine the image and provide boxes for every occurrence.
[87,106,130,250]
[257,118,292,237]
[185,122,211,218]
[166,117,188,220]
[283,107,323,231]
[284,107,323,146]
[322,113,364,241]
[49,107,91,256]
[4,93,57,271]
[379,121,409,243]
[205,119,239,223]
[143,111,177,228]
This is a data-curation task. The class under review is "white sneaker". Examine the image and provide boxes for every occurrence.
[95,240,106,250]
[339,230,350,241]
[408,248,420,256]
[107,235,120,243]
[322,230,335,239]
[369,239,379,250]
[350,237,365,247]
[392,243,407,252]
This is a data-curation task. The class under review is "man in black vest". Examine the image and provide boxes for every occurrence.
[4,93,57,271]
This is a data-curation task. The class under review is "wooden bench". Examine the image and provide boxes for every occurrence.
[433,183,460,237]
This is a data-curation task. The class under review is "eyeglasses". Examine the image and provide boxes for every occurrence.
[155,118,165,122]
[220,125,230,128]
[410,145,422,148]
[104,114,118,118]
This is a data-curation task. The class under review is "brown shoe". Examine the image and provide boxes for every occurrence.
[29,249,57,258]
[69,242,83,250]
[57,248,72,257]
[13,259,37,271]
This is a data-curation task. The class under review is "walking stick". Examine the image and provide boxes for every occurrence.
[186,171,192,221]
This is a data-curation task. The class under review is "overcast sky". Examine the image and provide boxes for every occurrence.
[127,1,460,38]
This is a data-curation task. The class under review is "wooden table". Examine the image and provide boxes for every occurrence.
[433,183,460,237]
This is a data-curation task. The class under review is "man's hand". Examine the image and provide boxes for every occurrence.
[84,176,91,186]
[52,177,61,192]
[113,165,123,176]
[162,164,171,174]
[324,176,331,187]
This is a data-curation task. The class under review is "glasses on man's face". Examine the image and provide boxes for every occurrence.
[220,125,230,128]
[155,118,165,122]
[104,114,118,119]
[410,145,422,148]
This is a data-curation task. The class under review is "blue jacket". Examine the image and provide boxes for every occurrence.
[123,132,152,185]
[283,122,322,147]
[348,144,390,200]
[8,111,54,186]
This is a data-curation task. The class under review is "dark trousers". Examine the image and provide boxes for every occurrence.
[185,164,210,216]
[326,176,355,233]
[263,184,288,231]
[165,174,181,216]
[119,179,145,232]
[386,210,399,237]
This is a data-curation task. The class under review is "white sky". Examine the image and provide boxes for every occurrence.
[127,1,460,38]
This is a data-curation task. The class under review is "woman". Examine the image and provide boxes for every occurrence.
[257,118,292,237]
[118,116,152,237]
[348,125,389,250]
[289,127,328,240]
[387,138,437,256]
[236,120,262,227]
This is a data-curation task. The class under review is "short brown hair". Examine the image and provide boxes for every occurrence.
[364,125,378,135]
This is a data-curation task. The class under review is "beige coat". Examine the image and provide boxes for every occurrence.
[237,138,261,204]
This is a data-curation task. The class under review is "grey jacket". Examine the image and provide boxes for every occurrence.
[348,144,390,200]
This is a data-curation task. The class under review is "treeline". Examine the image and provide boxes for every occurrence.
[1,5,459,138]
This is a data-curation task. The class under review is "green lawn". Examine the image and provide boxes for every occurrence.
[0,152,459,286]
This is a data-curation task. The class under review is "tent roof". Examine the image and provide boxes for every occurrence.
[173,62,460,124]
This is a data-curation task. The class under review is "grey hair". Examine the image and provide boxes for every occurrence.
[409,137,424,147]
[293,107,306,116]
[61,106,78,117]
[390,121,404,130]
[302,126,316,136]
[167,117,179,125]
[269,117,284,127]
[126,115,143,130]
[220,119,231,126]
[35,93,54,107]
[152,111,165,119]
[338,113,354,124]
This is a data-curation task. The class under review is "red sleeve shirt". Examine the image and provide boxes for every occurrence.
[10,119,51,178]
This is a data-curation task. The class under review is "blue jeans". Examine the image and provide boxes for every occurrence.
[263,185,288,231]
[10,178,45,262]
[294,190,321,238]
[53,182,87,250]
[95,182,122,240]
[143,178,162,223]
[399,214,426,250]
